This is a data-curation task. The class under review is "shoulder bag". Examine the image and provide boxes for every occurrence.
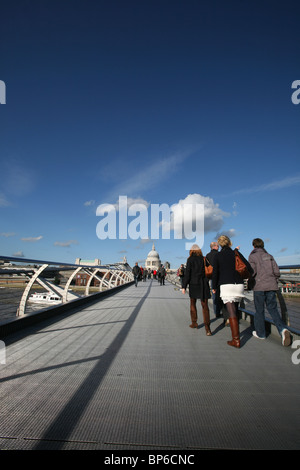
[234,249,251,280]
[204,257,213,279]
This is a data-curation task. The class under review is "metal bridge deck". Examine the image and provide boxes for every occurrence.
[0,280,299,450]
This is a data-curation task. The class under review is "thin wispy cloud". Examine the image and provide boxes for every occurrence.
[0,161,36,209]
[12,251,25,257]
[54,240,78,247]
[230,175,300,196]
[1,160,36,197]
[0,193,11,207]
[84,200,95,206]
[0,232,16,237]
[97,197,150,214]
[215,229,237,239]
[104,150,191,202]
[21,235,43,242]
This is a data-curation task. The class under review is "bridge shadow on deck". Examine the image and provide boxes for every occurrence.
[0,280,299,450]
[35,282,152,450]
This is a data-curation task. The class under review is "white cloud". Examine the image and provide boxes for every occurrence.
[54,240,79,247]
[84,200,95,206]
[139,238,153,245]
[232,202,238,216]
[215,229,237,239]
[164,193,230,235]
[0,232,16,237]
[21,235,43,242]
[12,251,25,257]
[158,194,230,249]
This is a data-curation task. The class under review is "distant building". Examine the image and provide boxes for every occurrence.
[75,258,101,266]
[145,243,161,271]
[75,272,100,287]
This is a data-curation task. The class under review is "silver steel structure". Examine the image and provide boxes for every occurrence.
[0,255,134,317]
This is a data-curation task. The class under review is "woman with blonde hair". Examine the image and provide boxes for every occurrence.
[212,235,252,348]
[182,244,212,335]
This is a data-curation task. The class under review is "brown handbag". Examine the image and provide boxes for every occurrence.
[204,257,213,279]
[234,249,251,279]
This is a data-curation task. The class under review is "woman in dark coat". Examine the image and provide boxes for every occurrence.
[182,244,212,335]
[212,235,253,348]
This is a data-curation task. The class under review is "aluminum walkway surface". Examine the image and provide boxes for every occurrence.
[0,280,299,450]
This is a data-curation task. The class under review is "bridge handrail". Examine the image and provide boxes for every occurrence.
[0,254,132,271]
[0,254,134,318]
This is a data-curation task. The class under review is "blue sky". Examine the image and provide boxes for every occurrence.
[0,0,299,269]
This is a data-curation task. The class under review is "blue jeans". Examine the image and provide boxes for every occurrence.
[253,290,286,337]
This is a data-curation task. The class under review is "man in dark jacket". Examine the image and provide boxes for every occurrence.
[248,238,291,346]
[132,262,141,287]
[206,241,219,266]
[158,265,166,285]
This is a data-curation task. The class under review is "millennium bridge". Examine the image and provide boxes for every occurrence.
[0,255,299,451]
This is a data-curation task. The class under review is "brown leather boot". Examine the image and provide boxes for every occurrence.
[190,299,198,328]
[227,317,240,348]
[202,300,211,335]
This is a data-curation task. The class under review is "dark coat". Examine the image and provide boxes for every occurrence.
[132,265,141,277]
[183,253,211,300]
[212,246,252,290]
[206,248,219,266]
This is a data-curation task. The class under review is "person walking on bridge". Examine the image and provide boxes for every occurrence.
[206,241,223,318]
[132,262,141,287]
[158,265,166,285]
[212,235,252,348]
[248,238,291,346]
[182,244,212,335]
[177,264,185,288]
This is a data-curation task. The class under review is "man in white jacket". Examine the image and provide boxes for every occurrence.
[248,238,291,346]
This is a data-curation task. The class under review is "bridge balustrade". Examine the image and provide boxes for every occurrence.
[0,255,134,321]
